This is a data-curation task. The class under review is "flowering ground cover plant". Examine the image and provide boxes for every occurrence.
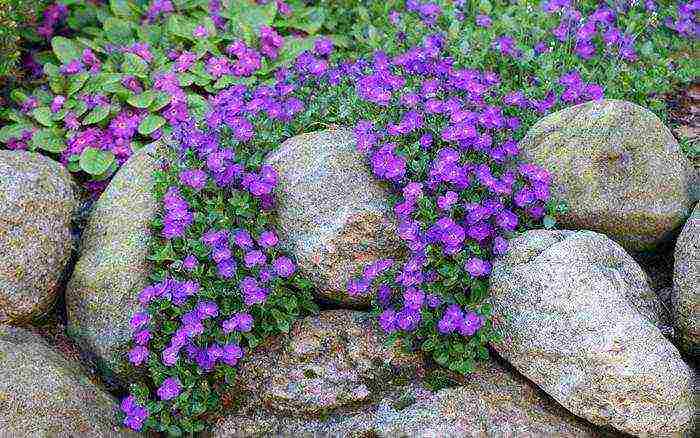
[1,0,698,435]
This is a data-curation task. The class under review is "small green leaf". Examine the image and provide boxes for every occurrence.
[127,91,157,108]
[51,37,81,63]
[80,148,115,175]
[138,114,166,136]
[31,128,67,153]
[32,107,54,127]
[149,92,171,112]
[82,105,111,125]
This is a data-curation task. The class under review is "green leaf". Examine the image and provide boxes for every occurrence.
[31,128,67,153]
[149,92,171,112]
[224,0,277,43]
[51,37,81,63]
[127,91,157,108]
[166,14,197,41]
[104,17,134,45]
[82,105,111,125]
[279,6,325,35]
[0,123,32,143]
[110,0,138,19]
[80,148,115,175]
[138,114,166,136]
[32,107,54,127]
[121,53,149,78]
[67,72,90,96]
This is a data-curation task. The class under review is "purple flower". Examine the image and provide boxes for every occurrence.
[273,256,295,278]
[314,37,334,56]
[475,14,492,28]
[196,300,219,319]
[217,259,237,278]
[128,346,149,366]
[396,308,421,331]
[179,169,207,190]
[244,250,266,268]
[379,309,397,333]
[221,344,243,366]
[258,230,278,248]
[465,258,491,277]
[129,312,150,330]
[492,236,509,255]
[222,312,254,333]
[157,377,181,401]
[183,254,198,271]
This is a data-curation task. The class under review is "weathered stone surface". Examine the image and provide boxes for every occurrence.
[0,325,135,436]
[0,151,77,324]
[265,128,403,307]
[518,99,695,252]
[211,349,610,437]
[489,229,693,437]
[66,143,163,384]
[673,202,700,358]
[233,310,425,417]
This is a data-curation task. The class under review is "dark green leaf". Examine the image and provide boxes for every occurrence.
[51,37,81,63]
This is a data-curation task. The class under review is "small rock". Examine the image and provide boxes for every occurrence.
[518,99,694,252]
[673,202,700,358]
[233,310,424,417]
[265,128,403,307]
[0,151,77,324]
[0,325,135,436]
[489,229,693,437]
[66,143,163,385]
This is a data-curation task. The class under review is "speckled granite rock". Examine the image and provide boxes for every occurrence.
[0,151,77,324]
[673,202,700,358]
[518,99,694,252]
[489,229,693,437]
[0,325,136,436]
[265,128,403,307]
[66,143,163,385]
[210,355,612,438]
[233,310,424,416]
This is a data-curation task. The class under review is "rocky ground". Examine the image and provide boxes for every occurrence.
[1,98,698,437]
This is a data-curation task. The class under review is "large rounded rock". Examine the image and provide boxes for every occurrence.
[518,99,695,252]
[0,150,77,324]
[0,325,135,436]
[489,229,693,436]
[265,128,403,307]
[211,350,610,437]
[673,202,699,358]
[66,143,162,384]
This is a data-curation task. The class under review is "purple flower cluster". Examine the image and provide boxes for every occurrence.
[665,1,700,37]
[334,30,566,344]
[36,2,68,38]
[162,187,194,239]
[120,396,149,431]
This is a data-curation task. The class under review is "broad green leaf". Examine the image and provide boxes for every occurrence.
[104,17,134,45]
[224,0,277,43]
[82,105,111,125]
[42,63,61,78]
[31,128,67,153]
[67,72,90,96]
[127,91,157,108]
[80,147,115,175]
[166,14,197,41]
[109,0,138,19]
[138,114,166,135]
[279,6,325,35]
[32,107,54,127]
[121,53,149,78]
[186,94,209,121]
[51,37,81,63]
[149,93,171,112]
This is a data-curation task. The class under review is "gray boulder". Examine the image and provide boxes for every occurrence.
[0,151,77,324]
[265,128,403,307]
[673,202,699,358]
[489,229,693,437]
[66,143,163,385]
[0,325,135,436]
[518,99,695,252]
